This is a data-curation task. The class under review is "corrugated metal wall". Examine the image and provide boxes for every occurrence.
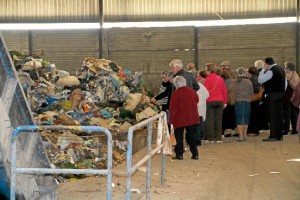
[2,23,297,93]
[0,0,296,23]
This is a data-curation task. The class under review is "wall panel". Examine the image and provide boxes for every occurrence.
[32,30,101,73]
[2,31,29,54]
[1,23,297,92]
[198,23,296,70]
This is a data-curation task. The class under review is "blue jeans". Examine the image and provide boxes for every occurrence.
[234,101,250,125]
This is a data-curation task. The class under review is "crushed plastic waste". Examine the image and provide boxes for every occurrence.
[10,50,160,178]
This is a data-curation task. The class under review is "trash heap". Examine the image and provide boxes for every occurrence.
[10,50,159,173]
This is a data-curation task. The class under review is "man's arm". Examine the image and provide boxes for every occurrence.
[192,77,200,91]
[258,69,273,84]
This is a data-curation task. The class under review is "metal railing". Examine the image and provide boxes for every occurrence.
[10,125,113,200]
[125,112,167,200]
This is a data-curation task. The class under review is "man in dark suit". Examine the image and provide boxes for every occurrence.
[258,57,286,141]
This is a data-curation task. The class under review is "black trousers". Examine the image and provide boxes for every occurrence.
[290,104,299,133]
[283,101,299,133]
[266,92,284,139]
[248,101,260,134]
[206,101,224,141]
[258,101,269,130]
[174,125,198,157]
[222,104,236,133]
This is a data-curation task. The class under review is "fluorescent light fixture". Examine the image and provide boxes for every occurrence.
[287,158,300,162]
[0,23,99,30]
[105,17,296,28]
[0,17,296,30]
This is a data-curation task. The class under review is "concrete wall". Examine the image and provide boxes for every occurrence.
[2,23,297,94]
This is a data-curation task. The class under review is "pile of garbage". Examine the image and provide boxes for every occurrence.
[10,50,159,172]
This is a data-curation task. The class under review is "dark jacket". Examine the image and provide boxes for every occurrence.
[154,81,173,111]
[250,75,260,93]
[174,69,200,91]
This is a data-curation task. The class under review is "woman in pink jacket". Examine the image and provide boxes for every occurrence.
[169,76,199,160]
[204,63,228,143]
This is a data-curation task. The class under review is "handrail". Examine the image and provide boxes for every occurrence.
[125,112,167,200]
[10,125,113,200]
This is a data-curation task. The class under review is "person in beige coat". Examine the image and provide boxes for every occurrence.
[195,82,209,145]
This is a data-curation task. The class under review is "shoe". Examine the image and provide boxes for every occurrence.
[224,134,231,137]
[262,137,280,142]
[290,131,298,135]
[191,155,199,160]
[283,130,289,135]
[196,141,202,146]
[247,133,258,137]
[216,141,222,144]
[237,139,244,142]
[172,155,183,160]
[202,140,209,144]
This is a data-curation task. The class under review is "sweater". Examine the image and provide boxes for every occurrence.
[169,87,199,128]
[204,73,227,103]
[235,78,254,102]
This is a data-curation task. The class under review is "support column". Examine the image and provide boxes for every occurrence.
[98,0,103,59]
[296,0,299,72]
[194,27,199,70]
[28,31,33,55]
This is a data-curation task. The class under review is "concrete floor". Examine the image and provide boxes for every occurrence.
[58,131,300,200]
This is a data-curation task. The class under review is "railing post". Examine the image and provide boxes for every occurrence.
[11,125,113,200]
[125,112,167,199]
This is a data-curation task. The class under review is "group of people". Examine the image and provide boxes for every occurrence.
[151,57,300,160]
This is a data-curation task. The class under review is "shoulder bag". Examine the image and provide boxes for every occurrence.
[227,81,237,106]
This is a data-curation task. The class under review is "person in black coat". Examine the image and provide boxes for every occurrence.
[258,57,286,141]
[169,59,200,92]
[247,66,261,136]
[151,71,173,112]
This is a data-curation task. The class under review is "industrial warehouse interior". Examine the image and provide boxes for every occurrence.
[0,0,299,200]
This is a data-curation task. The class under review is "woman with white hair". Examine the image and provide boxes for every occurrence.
[234,67,254,141]
[169,76,199,160]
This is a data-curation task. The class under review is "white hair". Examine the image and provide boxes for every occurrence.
[254,60,264,70]
[174,76,186,89]
[169,59,183,69]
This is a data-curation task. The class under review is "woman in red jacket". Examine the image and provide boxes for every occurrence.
[204,63,228,143]
[169,76,199,160]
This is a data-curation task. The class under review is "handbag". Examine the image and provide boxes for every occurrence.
[227,81,236,106]
[251,86,263,102]
[170,125,176,146]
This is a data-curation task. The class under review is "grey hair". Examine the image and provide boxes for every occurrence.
[236,67,247,77]
[254,60,264,70]
[161,70,169,76]
[174,76,187,89]
[284,61,295,71]
[169,59,183,69]
[167,71,174,77]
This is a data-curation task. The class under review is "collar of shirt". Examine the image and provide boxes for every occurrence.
[269,63,277,69]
